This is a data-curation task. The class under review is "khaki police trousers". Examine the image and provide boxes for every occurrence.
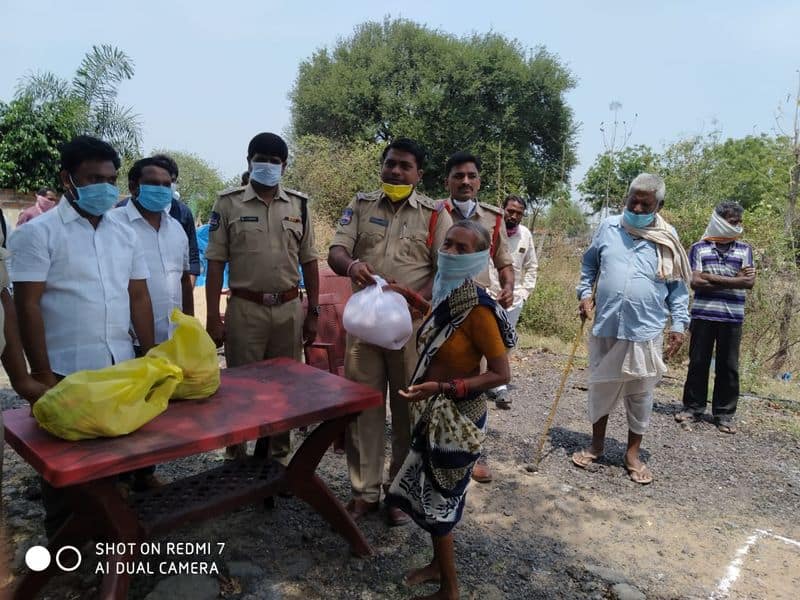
[344,328,418,503]
[225,295,303,459]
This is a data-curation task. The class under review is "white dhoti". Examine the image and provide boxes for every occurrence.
[587,334,667,434]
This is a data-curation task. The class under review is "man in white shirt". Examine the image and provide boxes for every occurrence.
[9,135,155,538]
[110,156,194,350]
[488,195,538,408]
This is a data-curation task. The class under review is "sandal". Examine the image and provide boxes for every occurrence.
[571,449,602,469]
[715,418,737,434]
[674,410,701,423]
[623,460,653,485]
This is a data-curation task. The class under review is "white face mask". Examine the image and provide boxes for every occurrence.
[452,198,476,218]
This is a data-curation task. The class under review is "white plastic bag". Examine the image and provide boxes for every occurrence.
[343,276,413,350]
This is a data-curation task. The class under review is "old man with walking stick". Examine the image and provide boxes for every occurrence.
[571,173,690,484]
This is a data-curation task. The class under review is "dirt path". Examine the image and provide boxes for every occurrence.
[2,350,799,599]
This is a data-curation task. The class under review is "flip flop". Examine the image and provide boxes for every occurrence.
[571,449,602,469]
[716,421,737,434]
[623,460,653,485]
[674,410,701,423]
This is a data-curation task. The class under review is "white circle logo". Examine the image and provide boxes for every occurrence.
[25,546,51,571]
[55,545,82,572]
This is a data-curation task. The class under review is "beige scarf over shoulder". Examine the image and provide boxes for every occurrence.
[622,213,691,287]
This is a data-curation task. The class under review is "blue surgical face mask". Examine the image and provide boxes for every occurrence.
[69,175,119,216]
[250,162,282,187]
[137,184,173,212]
[432,248,490,308]
[623,208,656,228]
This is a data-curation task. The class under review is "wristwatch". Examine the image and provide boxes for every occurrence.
[309,305,321,317]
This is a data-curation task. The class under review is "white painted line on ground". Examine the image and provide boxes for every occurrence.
[755,528,800,549]
[709,530,766,599]
[710,529,800,599]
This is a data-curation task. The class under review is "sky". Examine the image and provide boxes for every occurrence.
[1,0,799,191]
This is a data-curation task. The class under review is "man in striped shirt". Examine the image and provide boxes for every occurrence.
[677,201,755,434]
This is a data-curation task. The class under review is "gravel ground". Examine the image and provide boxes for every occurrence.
[2,349,800,599]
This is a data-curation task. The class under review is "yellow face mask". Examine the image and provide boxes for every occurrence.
[381,182,414,203]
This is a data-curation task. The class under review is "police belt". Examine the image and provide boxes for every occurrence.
[230,286,299,306]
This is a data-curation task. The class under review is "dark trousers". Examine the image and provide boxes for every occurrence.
[682,319,742,417]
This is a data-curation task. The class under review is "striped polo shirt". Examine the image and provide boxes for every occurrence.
[689,239,753,323]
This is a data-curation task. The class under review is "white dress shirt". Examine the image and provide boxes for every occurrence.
[108,201,189,344]
[8,198,150,375]
[489,223,538,310]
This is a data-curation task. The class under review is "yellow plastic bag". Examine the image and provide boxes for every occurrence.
[32,356,183,441]
[146,309,221,400]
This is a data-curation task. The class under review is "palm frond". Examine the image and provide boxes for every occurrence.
[15,71,71,104]
[90,100,142,158]
[73,44,135,106]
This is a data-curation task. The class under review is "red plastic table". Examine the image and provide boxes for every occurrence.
[3,358,382,599]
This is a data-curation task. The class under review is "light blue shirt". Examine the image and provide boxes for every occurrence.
[577,216,690,342]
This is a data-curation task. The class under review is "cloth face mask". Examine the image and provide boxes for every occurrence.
[432,248,490,308]
[623,208,655,228]
[250,162,282,187]
[70,176,119,216]
[137,184,173,212]
[381,182,414,202]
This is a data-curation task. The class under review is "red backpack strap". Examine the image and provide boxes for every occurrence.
[427,201,450,248]
[490,213,503,257]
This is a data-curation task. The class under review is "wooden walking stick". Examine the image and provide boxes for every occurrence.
[526,317,587,472]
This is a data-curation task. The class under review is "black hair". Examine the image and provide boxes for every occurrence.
[60,135,120,174]
[36,187,56,196]
[128,156,173,185]
[381,138,425,169]
[715,200,744,220]
[247,133,288,161]
[445,151,481,176]
[151,153,179,178]
[503,195,526,209]
[241,171,250,186]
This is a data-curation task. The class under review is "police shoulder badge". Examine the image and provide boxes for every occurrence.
[209,211,221,231]
[340,207,354,226]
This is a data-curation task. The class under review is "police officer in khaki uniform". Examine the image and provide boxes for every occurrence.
[328,138,452,526]
[441,151,515,484]
[206,133,319,461]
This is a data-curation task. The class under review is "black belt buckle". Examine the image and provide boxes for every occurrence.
[262,292,280,306]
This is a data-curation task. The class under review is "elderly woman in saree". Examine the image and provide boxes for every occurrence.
[385,220,516,600]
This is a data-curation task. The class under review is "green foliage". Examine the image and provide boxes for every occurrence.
[518,279,578,340]
[16,44,142,158]
[284,135,383,224]
[151,150,224,223]
[542,198,588,237]
[0,96,85,191]
[578,144,659,212]
[290,18,577,199]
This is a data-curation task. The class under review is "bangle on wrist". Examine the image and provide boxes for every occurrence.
[346,259,361,277]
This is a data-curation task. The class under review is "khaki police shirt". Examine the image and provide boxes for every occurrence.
[331,190,452,292]
[205,184,318,292]
[444,200,513,288]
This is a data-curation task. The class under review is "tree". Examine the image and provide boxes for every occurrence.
[290,18,577,199]
[16,45,142,158]
[578,144,659,213]
[284,135,382,223]
[0,96,85,191]
[542,197,588,237]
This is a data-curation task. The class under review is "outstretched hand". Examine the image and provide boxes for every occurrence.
[383,284,431,320]
[398,381,440,402]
